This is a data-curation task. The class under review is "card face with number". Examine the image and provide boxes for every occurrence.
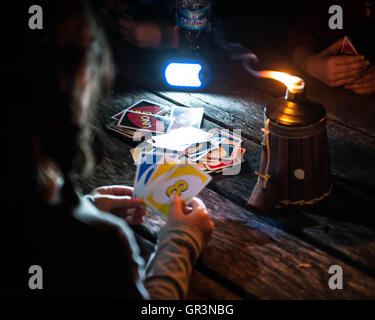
[340,36,358,55]
[144,163,212,217]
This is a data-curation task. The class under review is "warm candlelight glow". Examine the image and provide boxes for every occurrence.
[258,71,305,93]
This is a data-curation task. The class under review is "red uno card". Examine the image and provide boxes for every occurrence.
[118,110,171,133]
[127,100,170,116]
[340,36,358,55]
[111,100,170,120]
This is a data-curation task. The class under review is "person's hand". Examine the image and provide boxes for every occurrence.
[119,19,178,49]
[90,185,146,225]
[345,65,375,94]
[169,195,214,243]
[306,38,370,87]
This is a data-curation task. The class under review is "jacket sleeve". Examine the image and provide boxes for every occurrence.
[77,195,150,299]
[144,220,205,300]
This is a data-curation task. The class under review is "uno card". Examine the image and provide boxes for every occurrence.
[111,110,125,121]
[144,162,211,217]
[185,138,224,161]
[340,36,358,55]
[169,106,204,130]
[112,100,171,121]
[204,142,239,161]
[134,152,167,198]
[106,121,135,138]
[210,128,242,145]
[130,142,156,164]
[203,148,246,171]
[126,100,171,116]
[205,129,242,160]
[118,110,171,133]
[151,127,212,152]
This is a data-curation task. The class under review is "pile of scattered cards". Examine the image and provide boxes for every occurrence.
[107,99,246,175]
[106,99,204,139]
[134,152,212,217]
[189,129,245,174]
[130,127,246,174]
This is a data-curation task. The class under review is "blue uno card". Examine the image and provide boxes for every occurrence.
[134,152,164,198]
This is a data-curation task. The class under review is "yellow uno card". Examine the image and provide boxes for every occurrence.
[144,163,212,217]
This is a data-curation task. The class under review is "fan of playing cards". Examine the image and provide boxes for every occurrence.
[133,152,212,217]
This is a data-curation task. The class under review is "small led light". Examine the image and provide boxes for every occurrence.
[164,62,202,88]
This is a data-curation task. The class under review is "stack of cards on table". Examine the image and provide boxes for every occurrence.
[188,128,245,173]
[131,127,246,174]
[106,99,204,138]
[134,152,212,217]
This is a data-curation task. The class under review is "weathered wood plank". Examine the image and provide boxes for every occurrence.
[134,231,241,300]
[74,104,375,298]
[155,86,375,197]
[87,89,375,275]
[75,147,375,299]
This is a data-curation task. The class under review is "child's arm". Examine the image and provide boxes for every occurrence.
[144,196,214,300]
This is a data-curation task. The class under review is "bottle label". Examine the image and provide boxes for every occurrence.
[176,5,210,30]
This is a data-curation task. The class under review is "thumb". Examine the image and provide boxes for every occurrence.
[169,194,184,218]
[321,38,343,56]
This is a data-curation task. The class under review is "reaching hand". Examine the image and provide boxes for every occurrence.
[169,195,214,243]
[90,185,146,225]
[345,65,375,94]
[306,38,370,87]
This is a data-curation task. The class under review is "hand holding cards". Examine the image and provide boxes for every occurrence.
[134,152,212,218]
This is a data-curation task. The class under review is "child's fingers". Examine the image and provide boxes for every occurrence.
[335,69,365,79]
[189,197,207,211]
[332,76,360,87]
[334,55,365,65]
[94,185,134,196]
[334,64,368,79]
[169,194,184,218]
[333,60,369,74]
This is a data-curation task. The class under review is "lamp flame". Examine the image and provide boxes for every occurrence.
[240,53,305,93]
[258,71,305,93]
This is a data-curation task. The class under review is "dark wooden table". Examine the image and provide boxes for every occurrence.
[74,40,375,299]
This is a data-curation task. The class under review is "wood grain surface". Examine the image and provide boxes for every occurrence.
[73,42,375,299]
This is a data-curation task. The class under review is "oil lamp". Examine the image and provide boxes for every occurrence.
[248,72,332,213]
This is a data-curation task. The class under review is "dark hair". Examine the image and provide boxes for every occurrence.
[6,0,113,208]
